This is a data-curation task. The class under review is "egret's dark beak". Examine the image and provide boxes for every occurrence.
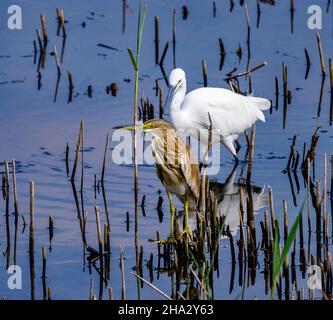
[165,80,181,109]
[164,86,175,110]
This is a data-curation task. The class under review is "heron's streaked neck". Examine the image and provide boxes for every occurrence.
[170,81,186,123]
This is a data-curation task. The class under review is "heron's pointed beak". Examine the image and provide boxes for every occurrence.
[112,124,143,131]
[112,123,155,132]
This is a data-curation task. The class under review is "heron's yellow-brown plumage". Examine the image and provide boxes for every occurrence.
[145,119,200,210]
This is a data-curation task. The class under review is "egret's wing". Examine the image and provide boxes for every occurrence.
[180,145,200,199]
[183,88,270,137]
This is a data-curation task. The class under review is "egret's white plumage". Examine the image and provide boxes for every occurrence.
[166,68,271,160]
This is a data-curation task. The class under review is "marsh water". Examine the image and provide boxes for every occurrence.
[0,0,332,299]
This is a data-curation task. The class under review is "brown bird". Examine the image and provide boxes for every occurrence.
[114,119,200,241]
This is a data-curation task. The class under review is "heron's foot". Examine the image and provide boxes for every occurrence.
[155,235,177,246]
[177,226,192,241]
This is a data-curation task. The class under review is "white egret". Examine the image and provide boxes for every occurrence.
[165,68,271,165]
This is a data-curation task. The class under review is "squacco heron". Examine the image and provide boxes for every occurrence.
[114,119,200,241]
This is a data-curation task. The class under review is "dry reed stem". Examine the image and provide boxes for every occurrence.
[130,272,172,300]
[11,159,18,215]
[71,121,83,181]
[53,45,61,75]
[29,180,35,300]
[316,32,326,76]
[40,14,47,43]
[120,246,126,300]
[101,133,109,182]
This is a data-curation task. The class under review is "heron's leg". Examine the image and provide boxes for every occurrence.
[178,197,192,241]
[166,191,175,238]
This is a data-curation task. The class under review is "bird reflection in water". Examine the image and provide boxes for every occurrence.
[177,166,269,238]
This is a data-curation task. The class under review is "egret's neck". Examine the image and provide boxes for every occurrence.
[170,82,186,126]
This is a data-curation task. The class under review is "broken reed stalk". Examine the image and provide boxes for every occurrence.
[307,158,311,232]
[329,58,333,93]
[12,159,18,215]
[202,60,208,87]
[283,63,288,129]
[283,200,290,299]
[159,42,168,66]
[71,121,83,181]
[331,155,333,199]
[219,38,225,55]
[226,61,267,81]
[4,161,10,268]
[172,9,176,68]
[283,63,288,96]
[101,133,109,182]
[53,45,61,75]
[29,180,35,300]
[42,246,46,279]
[40,14,48,44]
[67,71,74,102]
[57,8,66,37]
[154,16,159,65]
[131,272,172,300]
[120,246,126,300]
[287,135,296,170]
[49,212,54,246]
[323,154,328,242]
[65,142,69,176]
[290,0,295,34]
[80,120,84,193]
[268,187,276,237]
[36,28,43,51]
[94,205,104,268]
[5,161,10,213]
[283,201,288,243]
[305,49,311,68]
[329,59,333,125]
[47,287,52,300]
[159,87,163,119]
[244,3,250,45]
[316,32,326,76]
[246,126,256,182]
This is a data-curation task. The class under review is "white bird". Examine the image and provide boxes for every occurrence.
[165,68,271,165]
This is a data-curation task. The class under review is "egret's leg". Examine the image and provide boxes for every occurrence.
[233,154,239,166]
[199,145,209,173]
[235,140,241,153]
[178,198,192,241]
[199,162,208,172]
